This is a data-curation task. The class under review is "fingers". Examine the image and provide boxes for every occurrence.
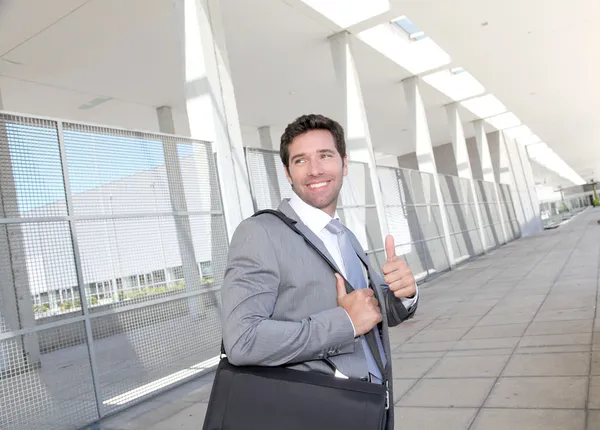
[334,273,347,299]
[393,283,417,299]
[385,235,397,263]
[383,267,410,286]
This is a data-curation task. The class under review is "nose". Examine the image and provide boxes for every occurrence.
[308,157,324,176]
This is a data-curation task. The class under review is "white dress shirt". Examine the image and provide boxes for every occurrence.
[288,192,418,336]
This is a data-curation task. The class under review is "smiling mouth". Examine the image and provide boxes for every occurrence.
[306,181,330,189]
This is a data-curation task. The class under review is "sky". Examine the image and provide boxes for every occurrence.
[6,123,194,212]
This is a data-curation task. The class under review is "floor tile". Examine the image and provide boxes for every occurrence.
[471,408,585,430]
[502,352,590,376]
[519,333,592,347]
[463,324,528,340]
[588,410,600,430]
[477,312,535,326]
[391,379,418,400]
[398,378,495,407]
[485,376,588,408]
[426,355,510,378]
[454,337,520,351]
[587,376,600,409]
[428,317,480,329]
[390,357,440,378]
[394,407,477,430]
[407,327,471,343]
[396,341,457,353]
[525,319,593,336]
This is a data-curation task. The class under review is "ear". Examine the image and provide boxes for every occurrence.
[342,155,348,177]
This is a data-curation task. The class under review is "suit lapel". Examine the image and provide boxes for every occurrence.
[278,200,342,274]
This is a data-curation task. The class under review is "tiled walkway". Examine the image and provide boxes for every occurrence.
[92,208,600,430]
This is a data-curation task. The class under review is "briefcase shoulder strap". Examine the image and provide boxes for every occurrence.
[252,209,387,384]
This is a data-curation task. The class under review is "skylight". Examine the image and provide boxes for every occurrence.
[460,94,507,119]
[392,16,427,41]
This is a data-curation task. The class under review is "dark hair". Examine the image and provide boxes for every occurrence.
[280,114,346,168]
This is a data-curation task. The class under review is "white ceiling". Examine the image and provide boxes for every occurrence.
[392,0,600,181]
[0,0,593,185]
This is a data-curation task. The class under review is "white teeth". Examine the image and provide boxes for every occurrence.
[308,182,327,189]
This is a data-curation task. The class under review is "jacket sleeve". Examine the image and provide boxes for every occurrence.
[221,218,355,366]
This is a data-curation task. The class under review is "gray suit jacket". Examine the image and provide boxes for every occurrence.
[221,199,418,429]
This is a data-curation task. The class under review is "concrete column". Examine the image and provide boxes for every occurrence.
[0,113,41,375]
[175,0,254,241]
[403,76,455,267]
[474,120,508,243]
[157,106,214,317]
[447,103,486,252]
[501,132,544,237]
[329,31,388,254]
[515,140,543,232]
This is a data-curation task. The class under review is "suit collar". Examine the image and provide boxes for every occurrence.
[278,199,342,274]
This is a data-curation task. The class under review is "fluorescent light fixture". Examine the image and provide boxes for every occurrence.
[485,112,521,130]
[300,0,390,28]
[526,142,585,185]
[460,94,507,118]
[103,356,220,406]
[423,67,485,101]
[78,96,112,110]
[358,24,451,75]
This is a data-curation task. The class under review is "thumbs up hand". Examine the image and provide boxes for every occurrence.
[382,235,416,299]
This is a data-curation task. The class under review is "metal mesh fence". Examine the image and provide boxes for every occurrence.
[0,113,227,429]
[377,167,450,281]
[475,180,505,249]
[498,183,521,241]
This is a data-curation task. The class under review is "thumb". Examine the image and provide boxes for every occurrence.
[334,273,347,299]
[385,235,397,263]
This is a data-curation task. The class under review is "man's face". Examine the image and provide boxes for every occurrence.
[284,129,348,216]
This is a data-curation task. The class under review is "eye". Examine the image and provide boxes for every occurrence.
[294,158,305,164]
[320,153,332,159]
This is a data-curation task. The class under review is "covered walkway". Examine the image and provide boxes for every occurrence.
[93,207,600,430]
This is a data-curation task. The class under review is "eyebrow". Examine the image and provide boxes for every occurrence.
[290,149,336,163]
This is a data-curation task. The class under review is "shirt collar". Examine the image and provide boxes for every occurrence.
[288,191,339,236]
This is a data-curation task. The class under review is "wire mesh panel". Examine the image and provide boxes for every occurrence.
[377,167,450,280]
[476,180,504,249]
[439,175,482,259]
[498,183,521,241]
[245,148,292,210]
[1,114,229,429]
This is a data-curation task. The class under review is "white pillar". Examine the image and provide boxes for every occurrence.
[474,120,508,244]
[515,140,543,232]
[329,31,388,253]
[447,103,486,252]
[175,0,254,240]
[258,126,283,207]
[403,76,455,267]
[156,106,205,317]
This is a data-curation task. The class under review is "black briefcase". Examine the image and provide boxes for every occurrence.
[202,357,388,430]
[202,210,389,430]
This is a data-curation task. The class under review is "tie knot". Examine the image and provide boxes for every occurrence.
[325,219,345,235]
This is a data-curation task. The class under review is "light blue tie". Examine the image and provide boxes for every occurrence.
[326,219,387,383]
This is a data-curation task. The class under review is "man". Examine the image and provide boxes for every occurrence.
[221,114,419,429]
